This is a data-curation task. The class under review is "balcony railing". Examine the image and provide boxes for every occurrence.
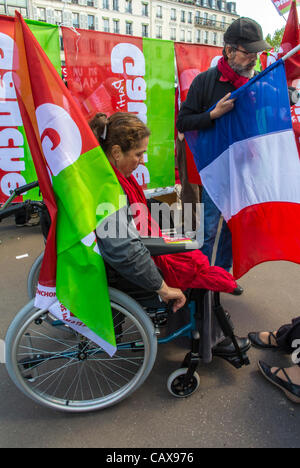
[195,17,229,30]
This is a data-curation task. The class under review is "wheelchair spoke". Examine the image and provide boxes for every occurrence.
[7,294,157,411]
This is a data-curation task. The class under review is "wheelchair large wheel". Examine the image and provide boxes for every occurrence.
[5,288,157,413]
[27,252,44,299]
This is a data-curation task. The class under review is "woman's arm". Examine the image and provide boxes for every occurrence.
[96,204,186,311]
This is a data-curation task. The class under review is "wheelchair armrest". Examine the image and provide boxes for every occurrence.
[141,236,199,256]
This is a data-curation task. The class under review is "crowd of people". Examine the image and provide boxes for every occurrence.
[88,17,300,404]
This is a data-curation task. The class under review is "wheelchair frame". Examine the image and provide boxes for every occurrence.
[4,181,250,413]
[4,251,250,412]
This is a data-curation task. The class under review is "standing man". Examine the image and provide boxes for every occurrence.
[177,17,271,295]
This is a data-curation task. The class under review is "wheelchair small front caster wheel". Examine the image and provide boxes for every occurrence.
[167,368,200,398]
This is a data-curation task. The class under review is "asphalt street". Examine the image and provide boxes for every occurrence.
[0,216,299,448]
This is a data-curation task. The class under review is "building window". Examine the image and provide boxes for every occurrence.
[180,30,185,42]
[103,18,109,32]
[102,0,109,9]
[156,5,162,18]
[195,11,201,25]
[142,24,149,37]
[170,8,176,21]
[72,12,79,28]
[203,0,209,7]
[187,31,192,42]
[126,21,133,35]
[125,0,132,13]
[87,0,94,6]
[142,2,148,16]
[88,15,95,30]
[181,10,185,22]
[211,14,216,26]
[156,25,162,39]
[113,19,120,33]
[170,28,176,41]
[37,7,46,22]
[203,12,208,25]
[113,0,119,11]
[204,30,208,44]
[188,12,192,24]
[213,32,217,45]
[211,0,217,8]
[54,9,62,25]
[196,29,201,43]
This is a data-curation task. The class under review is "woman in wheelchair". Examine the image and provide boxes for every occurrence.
[89,112,250,359]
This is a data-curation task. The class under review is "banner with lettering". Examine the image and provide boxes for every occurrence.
[175,43,222,184]
[0,16,61,204]
[62,28,175,189]
[270,0,300,16]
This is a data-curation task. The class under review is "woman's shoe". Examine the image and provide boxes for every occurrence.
[258,361,300,404]
[248,331,278,350]
[230,285,244,296]
[213,336,251,357]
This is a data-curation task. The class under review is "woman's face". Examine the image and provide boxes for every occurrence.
[115,136,149,178]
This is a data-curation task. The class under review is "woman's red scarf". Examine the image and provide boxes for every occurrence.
[217,56,249,89]
[113,166,161,237]
[112,166,237,293]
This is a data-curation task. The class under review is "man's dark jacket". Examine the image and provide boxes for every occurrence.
[176,66,236,133]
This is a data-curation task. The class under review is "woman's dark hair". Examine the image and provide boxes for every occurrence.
[89,112,151,154]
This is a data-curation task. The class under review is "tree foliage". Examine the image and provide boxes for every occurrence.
[265,27,285,50]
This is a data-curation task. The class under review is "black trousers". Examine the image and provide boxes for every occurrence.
[276,317,300,366]
[176,137,202,232]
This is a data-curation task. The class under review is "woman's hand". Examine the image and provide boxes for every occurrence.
[210,93,236,120]
[156,281,186,313]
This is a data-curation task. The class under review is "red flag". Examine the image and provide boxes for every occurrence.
[175,43,223,185]
[277,0,300,155]
[278,0,300,85]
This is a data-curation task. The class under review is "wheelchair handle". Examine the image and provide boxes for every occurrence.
[13,181,39,197]
[0,181,39,212]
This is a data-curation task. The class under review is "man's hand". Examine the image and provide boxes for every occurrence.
[156,281,186,313]
[210,93,236,120]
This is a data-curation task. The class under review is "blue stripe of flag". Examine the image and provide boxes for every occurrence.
[185,60,292,172]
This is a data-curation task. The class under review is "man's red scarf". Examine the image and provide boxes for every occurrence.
[218,56,249,89]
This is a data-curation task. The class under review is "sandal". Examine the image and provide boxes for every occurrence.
[248,331,278,349]
[258,361,300,404]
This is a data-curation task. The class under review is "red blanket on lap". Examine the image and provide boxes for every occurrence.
[113,167,237,293]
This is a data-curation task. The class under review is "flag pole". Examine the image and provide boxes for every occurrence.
[282,43,300,61]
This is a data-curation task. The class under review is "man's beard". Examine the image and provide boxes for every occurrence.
[228,58,256,78]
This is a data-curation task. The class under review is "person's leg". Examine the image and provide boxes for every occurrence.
[200,188,221,264]
[258,361,300,403]
[276,317,300,353]
[176,137,201,232]
[15,206,27,227]
[214,218,233,272]
[252,317,300,350]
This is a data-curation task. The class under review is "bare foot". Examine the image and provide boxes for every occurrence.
[271,365,300,386]
[258,331,278,347]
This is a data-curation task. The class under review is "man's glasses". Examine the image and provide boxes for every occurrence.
[233,47,258,57]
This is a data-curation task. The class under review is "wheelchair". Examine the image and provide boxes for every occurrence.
[4,183,250,413]
[5,239,250,413]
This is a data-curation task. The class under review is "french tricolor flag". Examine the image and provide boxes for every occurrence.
[186,60,300,279]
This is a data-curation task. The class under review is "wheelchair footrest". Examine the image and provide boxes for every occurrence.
[216,352,250,369]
